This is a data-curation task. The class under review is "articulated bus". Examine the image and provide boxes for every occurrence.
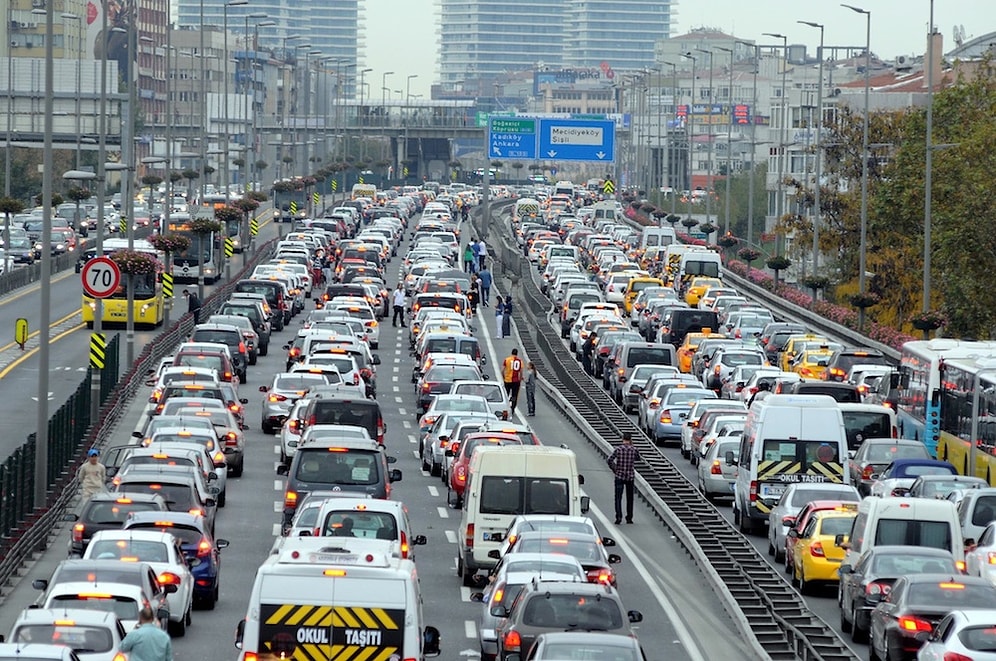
[168,213,221,284]
[937,355,996,482]
[200,192,243,253]
[898,339,996,456]
[81,238,166,328]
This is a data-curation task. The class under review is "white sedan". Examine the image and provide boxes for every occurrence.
[82,529,194,636]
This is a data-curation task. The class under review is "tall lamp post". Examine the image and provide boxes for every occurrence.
[680,53,697,221]
[60,12,84,168]
[763,32,788,255]
[223,0,250,206]
[249,20,275,192]
[661,61,678,215]
[923,0,936,314]
[64,170,98,420]
[715,45,734,235]
[303,49,323,178]
[359,68,373,161]
[242,13,268,190]
[799,20,826,275]
[405,74,418,125]
[695,49,715,228]
[737,41,760,246]
[842,4,871,324]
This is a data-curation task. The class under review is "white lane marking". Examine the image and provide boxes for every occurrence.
[273,501,282,513]
[391,375,399,382]
[273,480,283,491]
[587,501,708,661]
[464,620,476,639]
[460,587,474,602]
[272,523,282,536]
[437,506,449,519]
[272,445,280,454]
[403,420,412,429]
[392,386,400,392]
[395,396,403,403]
[427,485,439,497]
[398,408,407,415]
[445,530,457,544]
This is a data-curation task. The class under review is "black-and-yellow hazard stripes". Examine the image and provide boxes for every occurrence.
[752,460,844,514]
[259,604,404,661]
[89,332,106,369]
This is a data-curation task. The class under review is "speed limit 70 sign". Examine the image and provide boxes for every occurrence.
[81,256,122,299]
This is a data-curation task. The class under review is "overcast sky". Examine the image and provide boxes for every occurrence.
[365,0,990,97]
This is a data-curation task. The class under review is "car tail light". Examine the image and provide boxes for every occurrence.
[659,410,672,424]
[197,539,213,557]
[941,653,973,661]
[749,480,758,503]
[158,572,180,585]
[648,399,659,409]
[898,615,933,633]
[224,371,233,381]
[229,402,242,414]
[284,490,298,510]
[400,531,409,558]
[456,465,467,483]
[238,341,247,353]
[710,460,722,475]
[72,523,84,543]
[503,630,521,652]
[212,451,225,465]
[987,552,996,565]
[268,394,288,402]
[465,523,474,550]
[862,465,875,480]
[586,568,613,584]
[830,367,845,380]
[377,416,385,444]
[288,419,300,434]
[225,431,239,447]
[809,542,825,557]
[865,582,891,598]
[352,373,360,386]
[112,654,127,661]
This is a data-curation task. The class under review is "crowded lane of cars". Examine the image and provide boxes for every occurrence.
[0,186,758,661]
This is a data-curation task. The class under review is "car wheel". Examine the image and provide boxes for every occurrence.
[680,446,689,459]
[261,420,274,435]
[421,451,430,473]
[798,566,811,595]
[623,404,632,414]
[767,538,775,557]
[738,507,754,535]
[249,353,257,366]
[231,459,244,478]
[185,607,192,626]
[430,457,441,477]
[371,342,379,349]
[260,343,268,356]
[840,601,852,633]
[773,545,784,563]
[569,341,576,352]
[867,633,880,661]
[851,604,868,643]
[168,615,186,637]
[218,490,226,508]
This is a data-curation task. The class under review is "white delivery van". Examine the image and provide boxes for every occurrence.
[663,244,707,286]
[838,402,898,454]
[592,201,621,223]
[730,394,849,534]
[236,537,441,661]
[457,446,589,585]
[840,497,964,571]
[513,198,541,224]
[678,250,722,287]
[641,226,677,251]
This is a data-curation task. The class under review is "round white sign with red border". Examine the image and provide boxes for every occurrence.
[81,256,122,298]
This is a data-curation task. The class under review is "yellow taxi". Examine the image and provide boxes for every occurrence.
[684,277,724,307]
[779,334,831,372]
[677,329,727,373]
[622,277,665,315]
[790,507,856,594]
[791,348,835,380]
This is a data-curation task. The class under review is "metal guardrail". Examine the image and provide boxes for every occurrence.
[0,251,77,298]
[0,238,279,599]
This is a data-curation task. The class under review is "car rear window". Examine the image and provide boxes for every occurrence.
[128,523,202,545]
[874,519,952,550]
[907,582,996,608]
[192,330,238,346]
[321,510,398,538]
[842,412,894,450]
[522,594,623,629]
[479,477,569,515]
[13,623,114,652]
[48,595,138,622]
[625,347,673,368]
[117,483,193,510]
[82,501,161,524]
[294,449,380,486]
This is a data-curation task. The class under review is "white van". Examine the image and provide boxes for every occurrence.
[838,403,898,454]
[513,198,541,224]
[730,394,849,534]
[236,538,441,660]
[457,446,589,586]
[678,250,722,286]
[640,226,677,251]
[840,497,964,571]
[592,200,621,223]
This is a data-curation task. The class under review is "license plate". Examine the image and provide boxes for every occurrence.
[310,553,357,564]
[759,483,786,499]
[482,532,503,542]
[728,482,736,491]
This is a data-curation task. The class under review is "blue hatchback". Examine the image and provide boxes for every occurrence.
[123,511,230,609]
[652,388,716,446]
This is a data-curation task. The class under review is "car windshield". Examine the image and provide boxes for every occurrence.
[294,450,379,486]
[865,444,929,462]
[14,624,114,653]
[521,593,623,630]
[50,594,139,622]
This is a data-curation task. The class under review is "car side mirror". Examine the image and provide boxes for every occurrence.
[487,549,501,559]
[372,355,382,365]
[489,605,509,618]
[724,450,737,467]
[412,534,427,546]
[131,431,143,439]
[164,584,178,595]
[469,592,485,603]
[216,539,230,549]
[204,498,216,508]
[423,625,441,656]
[601,536,616,547]
[839,564,853,575]
[607,553,622,564]
[32,578,48,590]
[787,529,798,539]
[234,619,245,649]
[386,455,397,464]
[282,344,290,350]
[389,469,402,482]
[207,472,217,481]
[157,607,170,623]
[106,466,118,478]
[239,398,249,404]
[258,385,269,392]
[834,533,846,547]
[580,495,590,513]
[276,464,289,476]
[627,610,644,623]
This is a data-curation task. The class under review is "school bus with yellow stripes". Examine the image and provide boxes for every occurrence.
[235,537,441,661]
[731,395,851,535]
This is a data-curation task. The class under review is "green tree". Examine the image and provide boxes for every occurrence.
[713,163,768,238]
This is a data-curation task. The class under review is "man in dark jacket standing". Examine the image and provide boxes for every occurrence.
[183,289,201,324]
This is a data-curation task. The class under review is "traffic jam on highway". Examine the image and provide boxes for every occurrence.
[6,179,996,661]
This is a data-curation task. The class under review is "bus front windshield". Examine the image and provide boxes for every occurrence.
[173,232,212,265]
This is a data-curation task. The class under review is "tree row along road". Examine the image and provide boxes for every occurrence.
[0,211,279,460]
[0,207,751,661]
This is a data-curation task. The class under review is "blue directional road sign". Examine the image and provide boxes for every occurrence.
[488,117,538,159]
[538,118,615,162]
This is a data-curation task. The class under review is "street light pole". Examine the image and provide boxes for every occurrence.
[695,49,714,228]
[923,0,935,314]
[800,20,826,276]
[680,53,697,221]
[223,0,249,209]
[123,0,140,367]
[842,5,872,325]
[661,61,678,216]
[715,46,734,235]
[737,41,761,246]
[359,68,372,162]
[61,13,83,169]
[763,33,788,256]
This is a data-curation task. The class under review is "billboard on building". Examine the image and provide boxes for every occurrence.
[86,0,134,82]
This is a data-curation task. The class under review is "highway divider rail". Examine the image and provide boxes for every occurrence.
[473,200,861,661]
[0,237,279,600]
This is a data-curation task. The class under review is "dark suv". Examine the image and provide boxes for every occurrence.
[492,579,643,661]
[276,437,401,528]
[66,492,168,557]
[190,323,249,383]
[824,348,891,382]
[218,301,271,355]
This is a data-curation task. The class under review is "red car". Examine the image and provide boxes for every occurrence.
[445,432,522,507]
